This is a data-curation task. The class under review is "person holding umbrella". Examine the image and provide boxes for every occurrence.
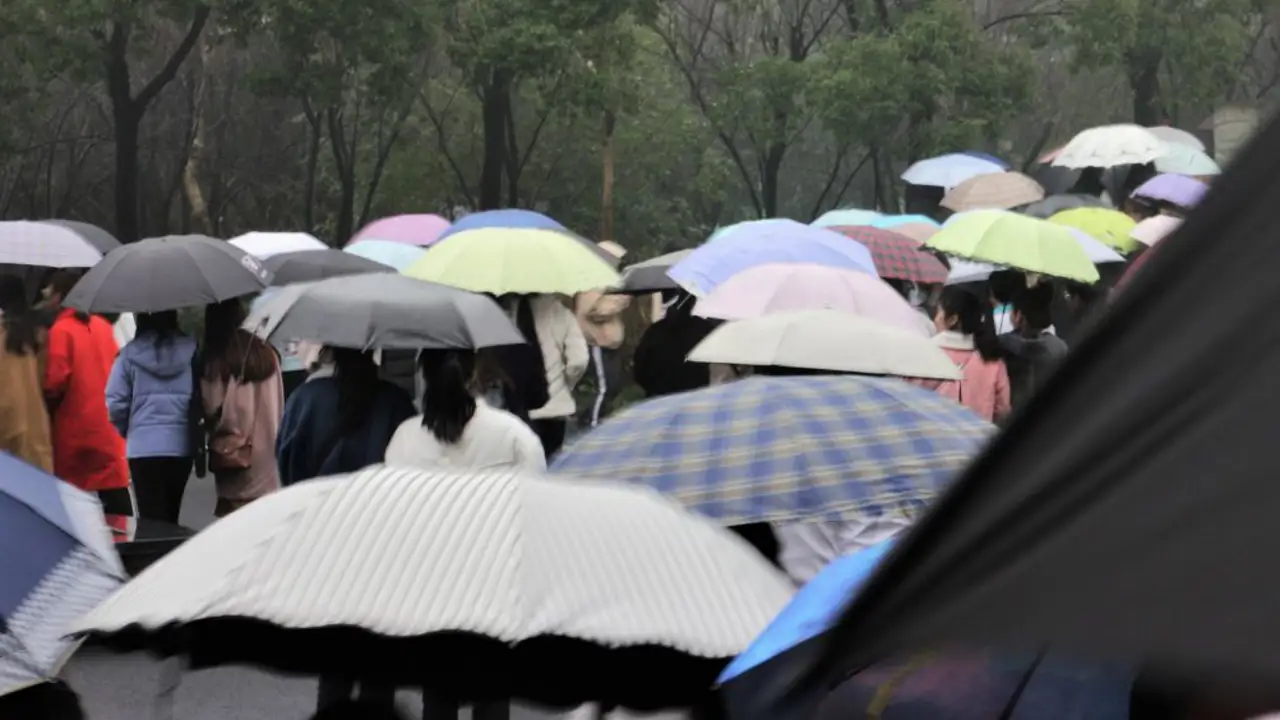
[0,275,53,472]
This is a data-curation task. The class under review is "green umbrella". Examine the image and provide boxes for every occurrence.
[925,210,1100,284]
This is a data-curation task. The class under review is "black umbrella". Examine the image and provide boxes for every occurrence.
[263,249,393,286]
[40,220,121,255]
[781,112,1280,706]
[616,249,691,294]
[1016,193,1109,219]
[64,235,272,313]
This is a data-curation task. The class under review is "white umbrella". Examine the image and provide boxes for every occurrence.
[1146,126,1206,151]
[1051,124,1169,169]
[1131,215,1182,247]
[1155,144,1222,176]
[229,231,327,259]
[69,466,794,707]
[945,258,998,285]
[0,220,116,268]
[688,309,962,380]
[1064,228,1125,265]
[901,154,1004,189]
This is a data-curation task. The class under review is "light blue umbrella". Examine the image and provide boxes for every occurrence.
[901,153,1005,188]
[435,209,565,243]
[871,214,941,229]
[810,209,883,228]
[668,219,877,296]
[344,239,428,272]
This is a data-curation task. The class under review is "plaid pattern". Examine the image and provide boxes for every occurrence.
[0,220,105,268]
[831,226,948,284]
[552,375,992,526]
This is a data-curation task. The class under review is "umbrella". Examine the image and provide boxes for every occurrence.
[901,154,1005,188]
[1155,144,1222,176]
[262,249,393,286]
[343,239,428,272]
[941,172,1046,212]
[691,262,930,335]
[402,227,621,296]
[1145,125,1205,151]
[0,453,126,695]
[793,111,1280,708]
[926,211,1100,284]
[0,220,118,268]
[64,235,272,313]
[69,465,794,710]
[617,249,692,294]
[687,310,961,380]
[1130,214,1182,247]
[829,227,948,284]
[1048,208,1138,253]
[869,214,941,230]
[244,273,524,351]
[891,222,941,243]
[348,214,450,247]
[1050,124,1168,169]
[961,150,1011,169]
[668,220,877,297]
[551,375,992,527]
[1130,173,1208,208]
[1018,193,1110,219]
[229,232,327,259]
[435,208,564,243]
[811,209,883,228]
[945,259,998,285]
[1064,228,1125,265]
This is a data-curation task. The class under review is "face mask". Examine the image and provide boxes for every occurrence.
[907,285,927,308]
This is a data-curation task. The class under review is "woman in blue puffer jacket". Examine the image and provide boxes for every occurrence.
[106,311,198,523]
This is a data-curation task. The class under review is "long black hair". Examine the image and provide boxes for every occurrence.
[136,310,180,346]
[419,348,477,444]
[0,275,41,356]
[202,299,276,383]
[937,286,1002,361]
[332,347,381,433]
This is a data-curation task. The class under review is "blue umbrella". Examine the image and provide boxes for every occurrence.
[0,453,125,694]
[811,209,884,229]
[871,214,942,230]
[436,209,565,243]
[343,239,428,272]
[668,219,878,296]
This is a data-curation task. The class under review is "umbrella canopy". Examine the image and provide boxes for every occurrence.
[794,113,1280,705]
[869,214,941,230]
[1154,143,1222,176]
[69,465,794,709]
[64,235,272,313]
[552,375,992,527]
[1064,228,1125,265]
[1131,173,1208,208]
[945,259,998,285]
[1130,214,1182,247]
[435,209,565,243]
[343,239,428,271]
[229,231,327,259]
[244,273,523,351]
[941,172,1046,212]
[830,226,949,284]
[891,222,941,243]
[692,262,929,335]
[1047,208,1138,253]
[811,209,883,228]
[1145,125,1205,151]
[1050,124,1168,169]
[0,220,118,268]
[262,249,393,286]
[1018,194,1110,219]
[901,154,1004,188]
[348,214,450,247]
[617,249,692,294]
[669,220,877,297]
[927,211,1100,284]
[687,310,961,380]
[0,453,126,695]
[402,227,621,296]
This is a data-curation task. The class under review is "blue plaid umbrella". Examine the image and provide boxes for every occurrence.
[0,453,125,695]
[551,376,992,525]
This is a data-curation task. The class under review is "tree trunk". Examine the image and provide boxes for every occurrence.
[181,39,213,235]
[1129,56,1163,125]
[761,141,786,217]
[599,109,616,241]
[302,104,321,233]
[479,68,512,210]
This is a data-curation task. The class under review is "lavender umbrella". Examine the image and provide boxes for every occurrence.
[1130,174,1208,209]
[349,214,451,247]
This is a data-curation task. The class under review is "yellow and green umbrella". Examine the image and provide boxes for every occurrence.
[403,227,621,295]
[1048,208,1138,253]
[925,210,1100,284]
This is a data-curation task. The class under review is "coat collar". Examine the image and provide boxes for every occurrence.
[933,330,975,351]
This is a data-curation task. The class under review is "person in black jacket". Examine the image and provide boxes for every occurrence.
[633,291,719,398]
[999,283,1069,412]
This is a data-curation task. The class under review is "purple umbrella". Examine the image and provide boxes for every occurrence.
[348,214,451,247]
[1131,174,1208,209]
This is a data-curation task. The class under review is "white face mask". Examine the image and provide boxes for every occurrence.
[907,285,927,308]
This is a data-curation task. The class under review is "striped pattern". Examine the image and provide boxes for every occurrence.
[0,221,105,268]
[70,468,794,659]
[829,226,948,283]
[552,376,993,526]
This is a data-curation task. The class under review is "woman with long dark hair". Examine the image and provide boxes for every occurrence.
[200,298,284,517]
[0,275,53,471]
[925,286,1011,423]
[276,346,415,485]
[105,311,198,522]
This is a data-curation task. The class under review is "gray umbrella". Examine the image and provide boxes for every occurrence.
[1017,193,1111,219]
[263,249,393,286]
[64,234,273,313]
[244,272,525,350]
[617,249,692,294]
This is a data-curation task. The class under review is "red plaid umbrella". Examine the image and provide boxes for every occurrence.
[832,226,949,284]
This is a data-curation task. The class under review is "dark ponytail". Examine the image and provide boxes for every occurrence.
[0,275,40,356]
[938,286,1002,362]
[333,347,380,433]
[419,349,477,444]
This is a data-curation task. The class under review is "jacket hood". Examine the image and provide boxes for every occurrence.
[122,333,197,379]
[999,332,1068,360]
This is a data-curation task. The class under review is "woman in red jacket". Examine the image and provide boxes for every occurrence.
[42,271,130,514]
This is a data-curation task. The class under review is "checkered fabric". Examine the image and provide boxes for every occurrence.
[0,221,106,268]
[831,226,948,284]
[551,375,992,526]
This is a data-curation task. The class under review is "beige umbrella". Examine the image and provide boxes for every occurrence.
[941,172,1046,211]
[892,222,941,243]
[687,309,962,380]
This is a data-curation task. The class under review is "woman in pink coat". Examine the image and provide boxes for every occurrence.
[926,287,1011,424]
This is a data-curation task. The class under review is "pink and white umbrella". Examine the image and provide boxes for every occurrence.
[692,263,931,336]
[348,214,451,247]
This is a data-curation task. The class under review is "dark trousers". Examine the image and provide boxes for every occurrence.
[97,487,133,516]
[129,456,192,523]
[532,418,567,459]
